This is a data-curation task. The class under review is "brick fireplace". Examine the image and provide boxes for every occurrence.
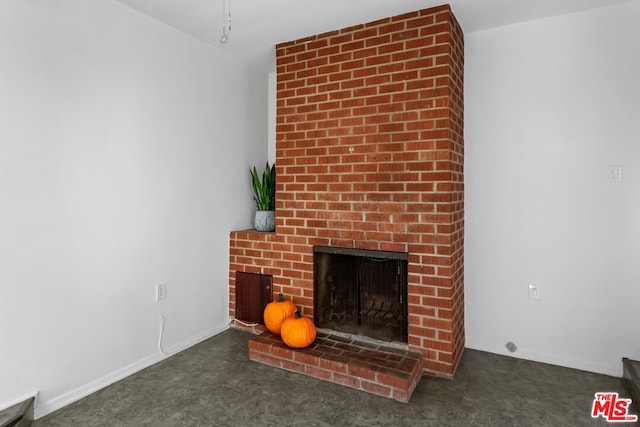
[230,3,464,381]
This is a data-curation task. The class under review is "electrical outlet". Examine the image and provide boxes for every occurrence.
[156,283,167,301]
[528,283,541,300]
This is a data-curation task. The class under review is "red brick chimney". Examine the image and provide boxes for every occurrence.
[230,4,464,377]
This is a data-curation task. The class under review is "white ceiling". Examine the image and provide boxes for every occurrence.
[115,0,629,72]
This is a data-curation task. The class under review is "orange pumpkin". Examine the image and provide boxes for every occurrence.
[263,293,297,335]
[281,310,317,349]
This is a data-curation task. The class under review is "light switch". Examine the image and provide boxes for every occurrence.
[609,164,623,183]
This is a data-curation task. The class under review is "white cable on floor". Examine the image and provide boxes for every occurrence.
[231,317,259,327]
[159,316,259,357]
[159,315,168,356]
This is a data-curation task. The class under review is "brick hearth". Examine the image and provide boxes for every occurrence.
[230,3,464,387]
[248,331,423,403]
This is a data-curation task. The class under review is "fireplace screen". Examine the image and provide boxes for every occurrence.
[313,246,407,343]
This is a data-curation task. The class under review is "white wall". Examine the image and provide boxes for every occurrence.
[0,0,267,417]
[267,71,277,166]
[465,1,640,376]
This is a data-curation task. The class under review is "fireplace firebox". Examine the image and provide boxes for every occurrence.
[313,246,408,343]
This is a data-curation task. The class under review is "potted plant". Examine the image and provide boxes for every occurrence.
[250,162,276,232]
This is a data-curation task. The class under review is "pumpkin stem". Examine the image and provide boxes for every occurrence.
[294,310,301,319]
[277,293,285,302]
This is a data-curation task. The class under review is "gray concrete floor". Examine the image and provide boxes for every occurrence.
[34,329,638,426]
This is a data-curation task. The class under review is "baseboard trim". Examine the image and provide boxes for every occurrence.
[35,321,230,420]
[465,338,621,378]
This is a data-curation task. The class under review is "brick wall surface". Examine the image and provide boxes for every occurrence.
[230,4,464,377]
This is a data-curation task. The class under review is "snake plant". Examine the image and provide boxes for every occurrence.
[250,162,276,211]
